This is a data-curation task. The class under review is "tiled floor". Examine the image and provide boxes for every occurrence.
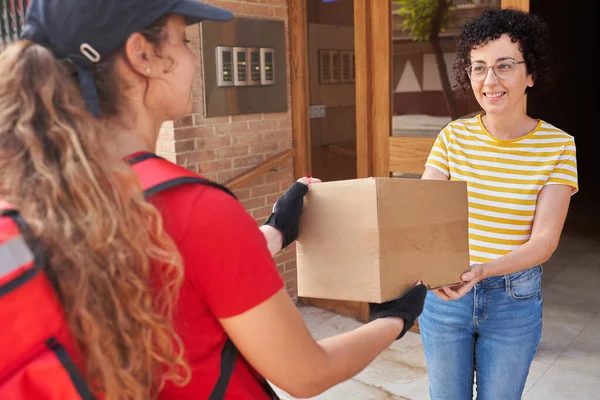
[274,217,600,399]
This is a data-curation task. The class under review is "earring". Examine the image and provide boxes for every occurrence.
[145,67,151,74]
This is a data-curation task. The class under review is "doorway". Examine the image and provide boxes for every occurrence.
[292,0,598,326]
[306,0,357,183]
[527,0,600,280]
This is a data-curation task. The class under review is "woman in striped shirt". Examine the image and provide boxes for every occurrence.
[418,8,578,400]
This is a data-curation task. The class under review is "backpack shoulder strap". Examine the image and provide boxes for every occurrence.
[127,152,236,199]
[128,153,245,399]
[208,338,238,400]
[0,209,42,297]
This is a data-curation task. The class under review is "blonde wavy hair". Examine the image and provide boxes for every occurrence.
[0,26,190,400]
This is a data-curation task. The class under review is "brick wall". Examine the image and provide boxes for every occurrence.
[156,0,299,299]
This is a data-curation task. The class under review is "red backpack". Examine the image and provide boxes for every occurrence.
[0,153,255,400]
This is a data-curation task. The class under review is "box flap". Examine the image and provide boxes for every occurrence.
[376,178,470,300]
[296,178,382,302]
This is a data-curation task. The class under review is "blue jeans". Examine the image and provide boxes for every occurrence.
[419,265,543,400]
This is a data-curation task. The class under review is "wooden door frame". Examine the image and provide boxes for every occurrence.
[288,1,310,180]
[287,0,529,323]
[289,1,530,180]
[354,0,528,179]
[354,0,392,178]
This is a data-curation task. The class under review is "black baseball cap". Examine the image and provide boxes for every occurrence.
[20,0,234,115]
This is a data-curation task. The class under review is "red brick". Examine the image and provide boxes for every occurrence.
[174,140,196,153]
[191,75,202,89]
[241,197,267,211]
[176,150,215,165]
[209,0,244,12]
[248,120,276,131]
[266,193,280,204]
[274,249,296,265]
[287,287,298,300]
[261,0,287,6]
[192,90,204,102]
[250,182,280,198]
[241,4,275,16]
[192,102,204,114]
[173,115,194,128]
[274,6,287,18]
[202,172,217,181]
[279,140,293,150]
[255,217,268,225]
[232,114,263,122]
[233,154,265,168]
[196,136,231,149]
[282,270,296,283]
[233,188,250,200]
[264,112,290,120]
[277,119,292,129]
[280,178,298,192]
[231,132,264,145]
[216,146,249,159]
[198,159,233,173]
[264,129,292,142]
[245,174,268,187]
[175,140,196,154]
[266,169,293,184]
[215,122,249,135]
[216,168,244,183]
[185,164,198,173]
[196,116,230,126]
[250,142,280,154]
[175,126,215,140]
[284,260,297,273]
[252,205,273,220]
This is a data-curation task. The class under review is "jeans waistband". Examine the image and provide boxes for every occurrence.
[476,265,542,291]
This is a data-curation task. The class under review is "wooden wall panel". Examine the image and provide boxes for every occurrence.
[389,137,436,175]
[354,0,391,178]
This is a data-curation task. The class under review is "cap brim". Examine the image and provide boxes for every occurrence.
[170,0,234,25]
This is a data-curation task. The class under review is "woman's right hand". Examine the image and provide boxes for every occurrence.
[263,175,321,249]
[369,282,428,340]
[295,175,321,186]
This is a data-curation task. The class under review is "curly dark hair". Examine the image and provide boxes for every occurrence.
[453,7,552,97]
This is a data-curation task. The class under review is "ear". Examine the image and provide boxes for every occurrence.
[527,72,535,88]
[123,32,156,76]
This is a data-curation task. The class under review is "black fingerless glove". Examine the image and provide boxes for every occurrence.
[369,284,428,340]
[264,182,309,249]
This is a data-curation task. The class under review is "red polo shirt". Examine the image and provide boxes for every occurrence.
[141,161,284,399]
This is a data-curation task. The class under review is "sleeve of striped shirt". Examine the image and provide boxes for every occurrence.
[546,138,579,194]
[425,128,450,176]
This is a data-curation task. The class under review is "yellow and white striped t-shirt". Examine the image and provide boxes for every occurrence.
[425,114,578,264]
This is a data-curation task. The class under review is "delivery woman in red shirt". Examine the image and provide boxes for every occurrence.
[1,0,428,398]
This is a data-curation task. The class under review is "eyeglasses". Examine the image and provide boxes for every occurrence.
[466,60,526,82]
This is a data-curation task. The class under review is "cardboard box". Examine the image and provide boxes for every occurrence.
[296,177,470,303]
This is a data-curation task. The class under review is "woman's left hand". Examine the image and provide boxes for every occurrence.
[433,263,487,301]
[296,175,322,185]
